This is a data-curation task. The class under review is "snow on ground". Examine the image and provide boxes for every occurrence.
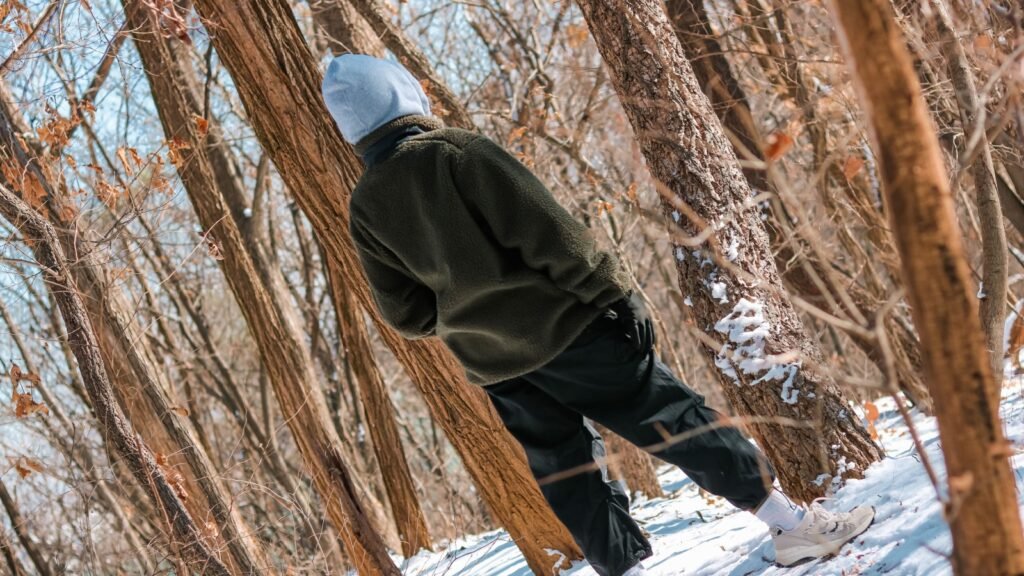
[396,383,1024,576]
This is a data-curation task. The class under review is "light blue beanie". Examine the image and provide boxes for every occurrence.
[322,54,432,146]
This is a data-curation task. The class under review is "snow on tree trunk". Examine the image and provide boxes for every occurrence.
[667,0,933,413]
[575,0,881,502]
[827,0,1024,572]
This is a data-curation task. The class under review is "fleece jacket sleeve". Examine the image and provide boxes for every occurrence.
[350,218,437,339]
[455,135,629,308]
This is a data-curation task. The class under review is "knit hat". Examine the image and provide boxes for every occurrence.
[322,54,432,146]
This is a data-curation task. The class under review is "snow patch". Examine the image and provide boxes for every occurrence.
[544,548,568,572]
[725,234,741,262]
[710,281,729,304]
[713,298,802,403]
[391,389,1024,576]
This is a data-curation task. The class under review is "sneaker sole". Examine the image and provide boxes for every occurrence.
[775,506,876,567]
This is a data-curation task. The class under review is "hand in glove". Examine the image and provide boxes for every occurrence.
[609,293,656,352]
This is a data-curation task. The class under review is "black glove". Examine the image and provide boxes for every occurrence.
[609,293,656,352]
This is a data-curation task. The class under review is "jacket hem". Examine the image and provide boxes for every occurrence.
[473,303,609,387]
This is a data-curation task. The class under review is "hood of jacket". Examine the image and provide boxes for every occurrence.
[322,53,432,147]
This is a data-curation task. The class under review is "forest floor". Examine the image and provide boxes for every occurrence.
[394,382,1024,575]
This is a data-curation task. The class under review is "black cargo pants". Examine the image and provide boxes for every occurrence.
[486,311,774,576]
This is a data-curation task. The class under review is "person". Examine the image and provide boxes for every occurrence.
[322,54,874,576]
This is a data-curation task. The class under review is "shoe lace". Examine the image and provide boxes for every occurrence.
[806,498,851,534]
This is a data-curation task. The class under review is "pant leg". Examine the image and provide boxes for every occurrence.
[485,378,652,576]
[527,315,774,511]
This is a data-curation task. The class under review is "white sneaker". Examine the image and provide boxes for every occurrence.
[772,500,875,566]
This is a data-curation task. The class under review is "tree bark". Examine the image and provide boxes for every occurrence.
[0,300,157,574]
[0,181,232,576]
[827,1,1024,573]
[0,81,268,575]
[344,0,473,128]
[667,0,933,412]
[125,3,399,572]
[188,0,582,571]
[305,7,434,555]
[928,0,1008,381]
[0,523,28,576]
[596,425,665,499]
[0,480,52,576]
[309,0,386,57]
[575,0,881,502]
[326,259,433,555]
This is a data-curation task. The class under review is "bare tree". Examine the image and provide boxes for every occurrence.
[186,0,581,572]
[0,180,232,576]
[574,0,881,502]
[125,2,400,572]
[827,0,1024,572]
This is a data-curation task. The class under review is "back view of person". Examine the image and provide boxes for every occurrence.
[323,54,874,576]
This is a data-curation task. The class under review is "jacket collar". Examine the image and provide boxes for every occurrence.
[354,114,444,158]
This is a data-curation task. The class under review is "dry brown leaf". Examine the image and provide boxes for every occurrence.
[96,180,122,210]
[193,114,209,138]
[843,156,865,180]
[507,126,529,145]
[167,136,191,167]
[763,132,793,161]
[13,392,48,418]
[205,238,224,261]
[13,457,44,479]
[59,201,79,223]
[155,452,188,502]
[9,363,21,387]
[864,401,879,440]
[169,406,190,417]
[626,182,638,202]
[565,23,589,49]
[116,147,143,176]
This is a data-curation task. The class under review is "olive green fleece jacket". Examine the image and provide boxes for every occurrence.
[349,115,630,385]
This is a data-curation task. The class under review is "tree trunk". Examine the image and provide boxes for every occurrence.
[827,1,1024,573]
[305,7,434,555]
[575,0,881,502]
[0,301,157,574]
[309,0,386,57]
[188,0,582,571]
[0,181,232,576]
[0,480,52,576]
[344,0,473,128]
[125,3,399,572]
[0,81,268,576]
[326,259,434,555]
[668,0,933,412]
[596,425,665,499]
[928,0,1008,382]
[0,520,28,576]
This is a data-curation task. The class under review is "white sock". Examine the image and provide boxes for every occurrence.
[754,490,805,531]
